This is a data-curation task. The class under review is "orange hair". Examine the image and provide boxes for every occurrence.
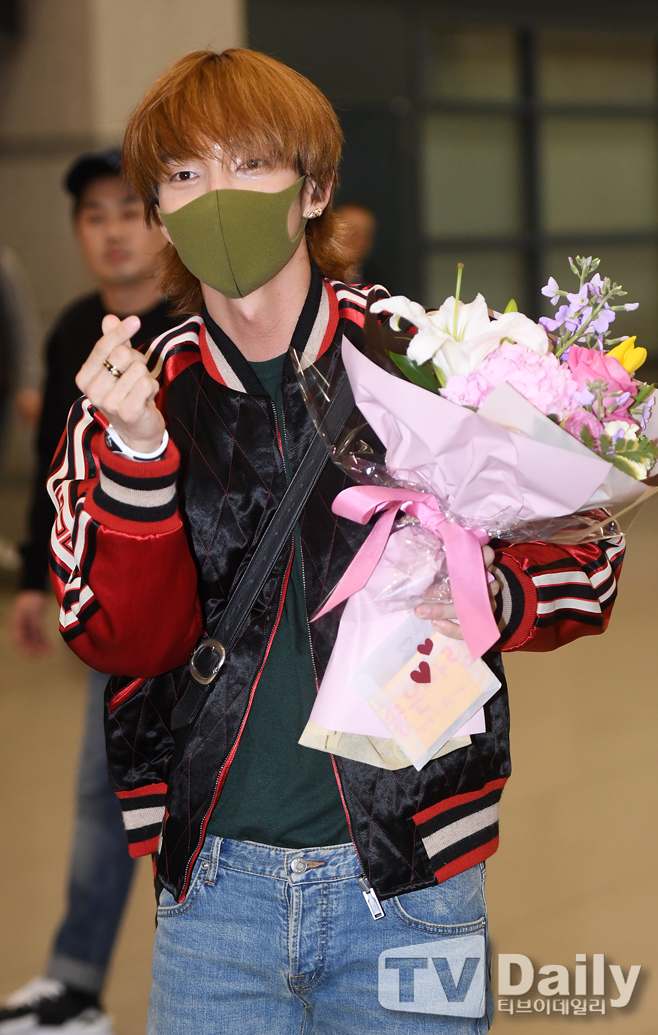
[123,48,349,313]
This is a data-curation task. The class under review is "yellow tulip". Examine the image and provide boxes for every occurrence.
[607,336,647,373]
[608,337,635,362]
[627,346,648,372]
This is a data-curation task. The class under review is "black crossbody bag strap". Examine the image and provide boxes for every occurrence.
[171,371,354,730]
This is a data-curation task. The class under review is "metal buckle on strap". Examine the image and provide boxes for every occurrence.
[189,638,226,685]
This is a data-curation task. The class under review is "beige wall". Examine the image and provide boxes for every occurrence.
[0,0,244,480]
[0,0,246,331]
[91,0,245,143]
[0,0,93,139]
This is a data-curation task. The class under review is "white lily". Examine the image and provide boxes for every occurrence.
[370,293,550,380]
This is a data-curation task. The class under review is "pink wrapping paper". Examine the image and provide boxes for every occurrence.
[310,528,488,738]
[341,338,611,525]
[307,339,620,740]
[314,486,498,661]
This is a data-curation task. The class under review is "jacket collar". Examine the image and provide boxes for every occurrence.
[199,264,334,394]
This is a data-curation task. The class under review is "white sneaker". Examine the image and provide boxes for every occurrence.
[35,1009,114,1034]
[0,979,114,1035]
[0,978,64,1033]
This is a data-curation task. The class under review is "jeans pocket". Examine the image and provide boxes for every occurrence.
[390,864,486,934]
[156,855,209,918]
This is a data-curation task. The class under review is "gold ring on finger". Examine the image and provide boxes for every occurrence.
[103,358,124,379]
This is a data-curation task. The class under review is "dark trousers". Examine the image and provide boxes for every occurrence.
[47,670,136,994]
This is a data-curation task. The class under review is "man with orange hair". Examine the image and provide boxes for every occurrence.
[47,50,622,1033]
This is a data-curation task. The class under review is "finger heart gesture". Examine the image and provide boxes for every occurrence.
[76,313,166,454]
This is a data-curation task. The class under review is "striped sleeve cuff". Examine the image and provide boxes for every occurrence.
[86,434,181,535]
[413,777,508,884]
[490,554,537,650]
[116,782,167,858]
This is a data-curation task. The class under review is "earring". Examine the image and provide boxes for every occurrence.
[307,207,323,218]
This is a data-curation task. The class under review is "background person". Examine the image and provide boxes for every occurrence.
[0,245,43,570]
[0,244,43,435]
[1,148,179,1035]
[335,202,379,285]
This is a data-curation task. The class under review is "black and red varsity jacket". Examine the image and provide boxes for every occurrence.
[48,269,624,904]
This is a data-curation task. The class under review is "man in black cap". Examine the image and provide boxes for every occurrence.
[2,149,180,1034]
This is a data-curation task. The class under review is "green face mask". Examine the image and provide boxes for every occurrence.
[158,175,308,299]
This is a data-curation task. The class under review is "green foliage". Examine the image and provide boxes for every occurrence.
[386,351,440,393]
[504,299,518,313]
[611,456,638,476]
[595,431,658,478]
[633,382,656,407]
[580,426,597,451]
[434,365,447,388]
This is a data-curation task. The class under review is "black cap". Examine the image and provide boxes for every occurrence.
[64,147,123,199]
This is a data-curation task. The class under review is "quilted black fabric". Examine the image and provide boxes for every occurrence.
[104,315,512,902]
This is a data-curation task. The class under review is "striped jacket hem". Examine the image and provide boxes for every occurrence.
[413,778,508,884]
[116,782,168,858]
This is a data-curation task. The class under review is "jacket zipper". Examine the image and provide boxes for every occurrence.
[290,403,367,886]
[108,677,145,715]
[177,396,293,901]
[298,486,381,912]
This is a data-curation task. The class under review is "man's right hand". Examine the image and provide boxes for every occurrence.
[76,313,165,453]
[11,590,52,656]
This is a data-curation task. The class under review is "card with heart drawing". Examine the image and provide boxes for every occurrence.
[349,612,501,770]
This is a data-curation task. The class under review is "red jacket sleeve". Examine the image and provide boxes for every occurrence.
[492,535,625,652]
[48,397,203,676]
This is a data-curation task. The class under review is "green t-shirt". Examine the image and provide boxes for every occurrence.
[206,353,351,848]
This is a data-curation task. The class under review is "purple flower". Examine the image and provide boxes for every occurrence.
[571,305,592,327]
[589,308,616,334]
[539,316,560,333]
[624,302,639,311]
[609,426,627,444]
[567,290,589,312]
[573,387,595,406]
[541,277,561,305]
[587,274,605,296]
[637,395,656,431]
[539,303,575,334]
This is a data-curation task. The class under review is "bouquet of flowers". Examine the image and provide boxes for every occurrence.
[293,258,657,771]
[391,256,656,481]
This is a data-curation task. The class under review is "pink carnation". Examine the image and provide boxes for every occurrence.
[441,342,579,420]
[562,409,605,445]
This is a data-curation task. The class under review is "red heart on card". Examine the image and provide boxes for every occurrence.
[417,638,433,656]
[410,661,431,683]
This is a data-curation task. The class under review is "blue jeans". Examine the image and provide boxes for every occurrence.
[46,669,136,994]
[148,836,493,1034]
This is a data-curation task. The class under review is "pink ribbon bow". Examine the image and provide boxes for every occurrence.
[314,486,499,660]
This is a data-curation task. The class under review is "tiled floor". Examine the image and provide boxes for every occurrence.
[0,491,655,1033]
